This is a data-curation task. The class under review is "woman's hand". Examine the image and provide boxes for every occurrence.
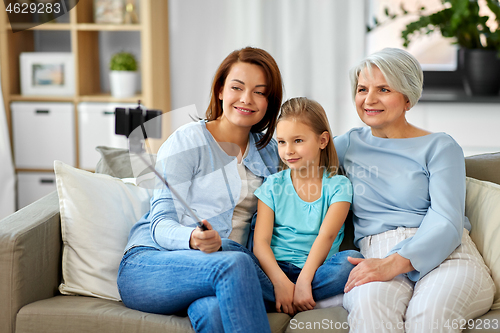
[344,254,414,293]
[293,279,316,312]
[189,220,221,253]
[274,277,296,316]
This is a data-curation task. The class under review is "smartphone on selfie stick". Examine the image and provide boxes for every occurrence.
[115,102,208,231]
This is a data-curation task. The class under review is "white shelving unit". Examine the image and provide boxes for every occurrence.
[0,0,171,209]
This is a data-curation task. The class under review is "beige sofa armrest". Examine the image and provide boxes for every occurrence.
[0,191,61,333]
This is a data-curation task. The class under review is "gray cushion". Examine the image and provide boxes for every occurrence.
[17,296,194,333]
[465,152,500,186]
[95,146,155,179]
[17,296,291,333]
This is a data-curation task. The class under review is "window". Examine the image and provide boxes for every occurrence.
[366,0,497,90]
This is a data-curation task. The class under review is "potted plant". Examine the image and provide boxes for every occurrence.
[368,0,500,96]
[109,52,138,98]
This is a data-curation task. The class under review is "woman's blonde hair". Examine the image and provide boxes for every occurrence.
[278,97,339,177]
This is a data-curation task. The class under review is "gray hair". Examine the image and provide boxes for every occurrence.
[350,48,423,108]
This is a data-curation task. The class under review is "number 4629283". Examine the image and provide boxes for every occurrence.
[6,1,62,14]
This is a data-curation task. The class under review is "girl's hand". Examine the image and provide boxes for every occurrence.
[344,254,414,293]
[274,277,296,316]
[293,279,316,312]
[189,220,221,253]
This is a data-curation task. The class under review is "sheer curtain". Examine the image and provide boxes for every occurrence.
[168,0,365,135]
[0,64,15,218]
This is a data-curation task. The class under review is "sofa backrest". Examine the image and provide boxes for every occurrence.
[339,152,500,252]
[465,152,500,185]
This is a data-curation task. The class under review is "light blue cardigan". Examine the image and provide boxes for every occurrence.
[334,127,470,281]
[124,120,279,253]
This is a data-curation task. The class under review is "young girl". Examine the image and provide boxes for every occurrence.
[253,97,363,316]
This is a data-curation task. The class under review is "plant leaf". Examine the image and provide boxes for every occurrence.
[486,0,500,26]
[400,3,408,15]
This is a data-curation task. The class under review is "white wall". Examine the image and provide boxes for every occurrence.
[166,0,499,158]
[407,103,500,157]
[0,65,15,218]
[167,0,366,137]
[32,1,499,156]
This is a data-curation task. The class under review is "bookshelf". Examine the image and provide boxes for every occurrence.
[0,0,171,207]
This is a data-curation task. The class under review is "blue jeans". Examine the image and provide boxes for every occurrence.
[221,239,363,305]
[117,246,271,333]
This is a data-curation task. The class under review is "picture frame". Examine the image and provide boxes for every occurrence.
[20,52,75,96]
[94,0,125,24]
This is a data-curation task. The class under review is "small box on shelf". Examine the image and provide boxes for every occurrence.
[17,171,56,210]
[78,102,133,170]
[11,102,75,169]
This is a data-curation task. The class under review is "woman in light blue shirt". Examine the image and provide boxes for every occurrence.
[117,47,283,333]
[336,48,495,332]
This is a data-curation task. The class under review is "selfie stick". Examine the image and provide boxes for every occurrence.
[134,151,208,231]
[137,152,208,230]
[119,104,207,231]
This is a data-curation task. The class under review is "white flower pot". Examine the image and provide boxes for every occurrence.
[110,71,137,98]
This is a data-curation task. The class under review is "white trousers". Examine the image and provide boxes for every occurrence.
[343,227,495,333]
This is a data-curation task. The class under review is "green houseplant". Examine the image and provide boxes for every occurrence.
[368,0,500,96]
[109,52,138,98]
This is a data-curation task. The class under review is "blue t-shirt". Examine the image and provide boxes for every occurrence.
[254,169,352,268]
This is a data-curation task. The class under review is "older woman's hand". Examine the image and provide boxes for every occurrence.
[189,220,222,253]
[344,254,414,293]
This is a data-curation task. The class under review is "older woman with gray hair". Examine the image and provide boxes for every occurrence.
[334,48,495,332]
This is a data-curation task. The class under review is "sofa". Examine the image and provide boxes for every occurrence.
[1,150,500,333]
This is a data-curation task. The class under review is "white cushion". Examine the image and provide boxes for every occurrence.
[314,294,344,309]
[54,160,151,301]
[466,177,500,310]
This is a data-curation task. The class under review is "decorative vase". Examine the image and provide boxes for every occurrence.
[110,71,137,98]
[458,48,500,96]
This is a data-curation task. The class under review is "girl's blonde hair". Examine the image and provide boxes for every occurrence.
[278,97,339,177]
